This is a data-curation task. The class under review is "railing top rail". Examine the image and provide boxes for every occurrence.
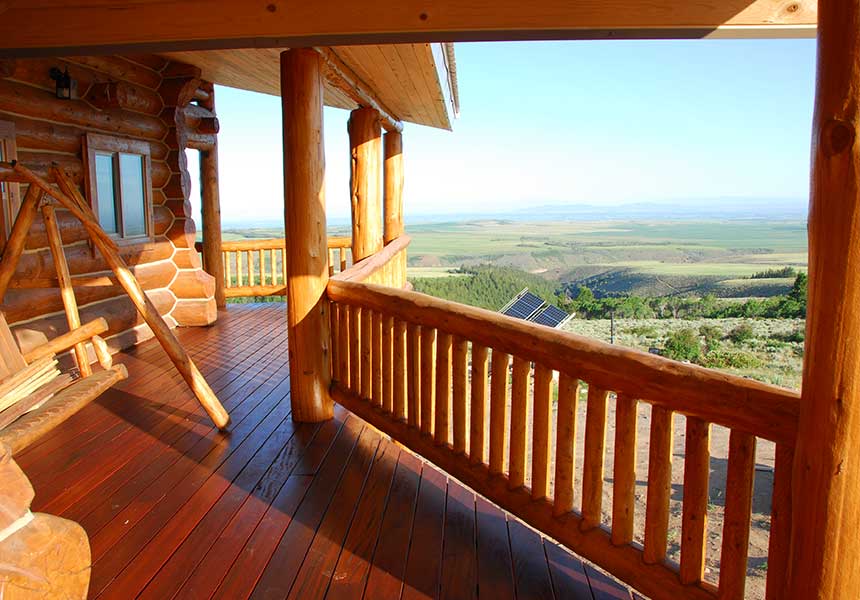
[194,236,352,252]
[327,279,800,445]
[331,235,410,283]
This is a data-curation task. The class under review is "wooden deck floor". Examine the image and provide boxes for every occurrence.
[17,303,637,600]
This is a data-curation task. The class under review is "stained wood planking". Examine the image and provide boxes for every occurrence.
[362,451,423,599]
[509,520,555,600]
[440,483,477,599]
[16,304,630,600]
[401,466,447,600]
[475,495,516,600]
[545,540,594,600]
[249,415,365,599]
[325,439,400,600]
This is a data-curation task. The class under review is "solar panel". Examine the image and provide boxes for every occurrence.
[500,288,570,329]
[501,291,545,321]
[532,304,570,328]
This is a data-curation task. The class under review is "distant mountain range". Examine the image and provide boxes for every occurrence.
[221,197,807,229]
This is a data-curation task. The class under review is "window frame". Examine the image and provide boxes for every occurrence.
[0,120,21,250]
[83,132,154,243]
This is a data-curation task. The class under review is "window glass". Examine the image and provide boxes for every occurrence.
[94,153,118,234]
[119,153,146,236]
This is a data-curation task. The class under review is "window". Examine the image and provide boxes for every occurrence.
[0,120,20,249]
[83,133,153,241]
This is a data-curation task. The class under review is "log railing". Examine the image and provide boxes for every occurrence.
[195,236,352,298]
[326,278,800,600]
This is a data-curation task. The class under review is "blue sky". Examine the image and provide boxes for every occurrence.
[189,39,817,223]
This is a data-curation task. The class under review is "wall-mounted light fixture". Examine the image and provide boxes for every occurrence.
[49,67,73,100]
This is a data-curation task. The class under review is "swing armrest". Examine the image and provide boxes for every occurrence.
[23,318,109,364]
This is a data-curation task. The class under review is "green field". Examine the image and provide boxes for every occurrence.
[405,219,808,297]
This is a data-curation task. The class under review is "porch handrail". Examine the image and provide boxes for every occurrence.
[194,236,352,298]
[326,278,799,600]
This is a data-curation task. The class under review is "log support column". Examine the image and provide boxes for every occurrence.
[788,0,860,597]
[280,49,333,422]
[199,83,225,309]
[200,145,225,308]
[348,107,383,261]
[383,130,404,244]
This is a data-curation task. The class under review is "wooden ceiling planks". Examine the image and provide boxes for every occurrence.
[160,45,453,129]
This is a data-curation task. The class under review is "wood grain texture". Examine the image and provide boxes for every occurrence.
[532,364,552,500]
[508,356,530,489]
[280,48,332,422]
[788,1,860,597]
[469,344,488,465]
[612,393,638,545]
[0,1,817,55]
[718,430,756,600]
[581,386,609,530]
[680,417,710,585]
[327,280,799,445]
[643,407,673,565]
[489,350,510,476]
[554,373,579,516]
[451,336,468,454]
[348,107,383,261]
[434,330,451,445]
[420,327,436,436]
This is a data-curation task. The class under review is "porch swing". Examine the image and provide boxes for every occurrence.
[0,161,229,454]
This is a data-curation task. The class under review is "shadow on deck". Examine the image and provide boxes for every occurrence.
[17,303,639,600]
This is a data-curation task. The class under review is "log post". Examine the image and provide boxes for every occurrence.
[200,144,225,308]
[348,107,383,261]
[383,130,404,244]
[280,49,333,423]
[199,83,225,308]
[788,0,860,597]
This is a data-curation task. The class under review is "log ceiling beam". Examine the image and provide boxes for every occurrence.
[0,1,815,57]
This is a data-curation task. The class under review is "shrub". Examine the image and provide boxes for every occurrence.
[698,324,724,353]
[703,350,763,370]
[625,325,658,337]
[663,328,701,362]
[771,328,805,343]
[728,323,755,345]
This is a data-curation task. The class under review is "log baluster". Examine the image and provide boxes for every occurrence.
[434,331,451,445]
[553,373,579,516]
[452,337,468,454]
[581,386,609,530]
[765,444,793,600]
[680,417,711,584]
[349,305,361,394]
[407,323,420,428]
[225,250,233,288]
[337,302,350,388]
[330,302,340,381]
[420,327,436,436]
[393,319,406,419]
[643,406,674,564]
[469,344,489,465]
[531,364,552,500]
[361,307,372,401]
[488,350,510,476]
[382,315,394,413]
[508,356,530,489]
[371,310,382,407]
[718,431,756,600]
[612,393,638,545]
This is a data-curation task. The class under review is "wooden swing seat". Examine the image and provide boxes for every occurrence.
[0,313,127,455]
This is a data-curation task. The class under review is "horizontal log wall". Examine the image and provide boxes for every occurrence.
[0,55,217,356]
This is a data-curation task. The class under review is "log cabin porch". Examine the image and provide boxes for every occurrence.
[2,2,859,599]
[15,302,636,600]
